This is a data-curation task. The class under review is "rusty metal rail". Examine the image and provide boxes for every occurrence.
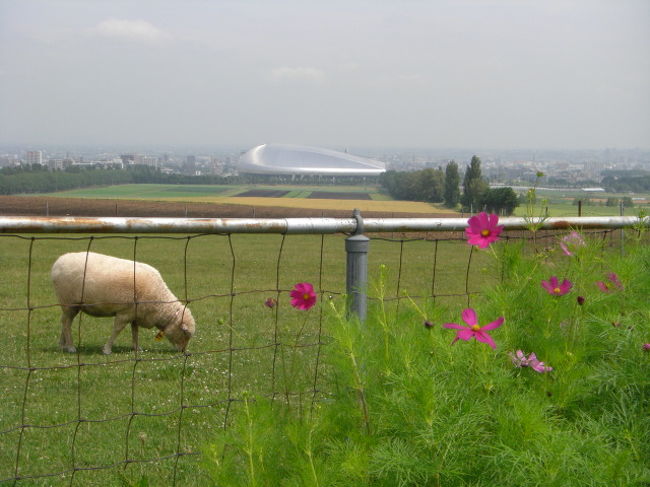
[0,215,647,234]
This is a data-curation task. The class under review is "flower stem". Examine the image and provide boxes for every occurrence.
[243,397,257,487]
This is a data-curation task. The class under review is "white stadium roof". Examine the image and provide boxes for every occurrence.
[238,144,386,177]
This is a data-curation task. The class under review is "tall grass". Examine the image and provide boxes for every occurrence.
[202,234,650,486]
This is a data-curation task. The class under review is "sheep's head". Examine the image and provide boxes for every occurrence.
[164,305,195,352]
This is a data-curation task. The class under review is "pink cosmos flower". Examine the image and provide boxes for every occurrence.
[465,212,504,249]
[264,297,277,308]
[290,282,317,310]
[510,350,530,367]
[559,231,585,256]
[596,273,624,293]
[541,276,573,296]
[643,343,650,352]
[443,308,504,349]
[527,353,553,373]
[509,350,553,373]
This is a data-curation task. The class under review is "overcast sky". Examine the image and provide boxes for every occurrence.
[1,0,648,150]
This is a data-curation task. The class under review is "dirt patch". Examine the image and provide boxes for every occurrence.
[0,195,453,220]
[234,190,290,198]
[308,192,371,200]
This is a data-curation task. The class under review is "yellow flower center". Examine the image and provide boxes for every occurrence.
[471,324,481,331]
[303,293,311,300]
[553,287,561,294]
[480,229,491,237]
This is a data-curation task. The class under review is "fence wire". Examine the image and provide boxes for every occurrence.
[0,227,628,485]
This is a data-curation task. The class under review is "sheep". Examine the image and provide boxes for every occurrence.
[51,251,195,354]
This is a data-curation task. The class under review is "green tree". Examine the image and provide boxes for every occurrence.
[481,187,519,216]
[418,168,444,202]
[461,155,488,212]
[443,160,460,208]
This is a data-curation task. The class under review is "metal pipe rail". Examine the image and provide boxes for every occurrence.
[0,215,647,234]
[1,213,646,321]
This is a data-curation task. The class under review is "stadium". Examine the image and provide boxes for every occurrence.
[238,144,386,179]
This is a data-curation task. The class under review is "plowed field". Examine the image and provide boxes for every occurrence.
[0,195,454,219]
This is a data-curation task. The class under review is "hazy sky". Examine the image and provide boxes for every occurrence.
[1,0,648,150]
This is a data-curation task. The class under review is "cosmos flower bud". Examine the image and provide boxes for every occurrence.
[577,296,585,306]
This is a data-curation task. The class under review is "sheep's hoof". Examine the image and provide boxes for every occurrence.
[102,346,112,355]
[63,346,77,353]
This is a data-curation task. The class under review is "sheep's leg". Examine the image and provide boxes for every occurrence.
[103,316,130,355]
[59,306,79,353]
[130,323,142,352]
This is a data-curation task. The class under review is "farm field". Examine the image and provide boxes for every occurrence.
[26,182,650,217]
[29,184,454,215]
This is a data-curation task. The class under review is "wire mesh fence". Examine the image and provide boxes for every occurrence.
[0,215,645,485]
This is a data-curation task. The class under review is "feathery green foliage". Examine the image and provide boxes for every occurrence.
[204,237,650,486]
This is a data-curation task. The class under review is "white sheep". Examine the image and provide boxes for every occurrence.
[51,251,195,354]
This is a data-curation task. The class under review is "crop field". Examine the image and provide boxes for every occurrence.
[31,184,453,215]
[0,222,504,485]
[30,183,650,218]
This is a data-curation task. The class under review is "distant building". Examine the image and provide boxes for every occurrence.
[120,154,136,165]
[582,187,605,192]
[26,150,43,165]
[238,144,386,177]
[47,158,64,171]
[134,155,158,167]
[182,155,197,175]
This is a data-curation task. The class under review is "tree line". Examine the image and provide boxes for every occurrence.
[379,155,519,215]
[601,171,650,193]
[0,164,246,195]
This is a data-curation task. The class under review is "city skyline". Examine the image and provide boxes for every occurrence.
[1,0,649,150]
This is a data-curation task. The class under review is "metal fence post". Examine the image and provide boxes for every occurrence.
[346,209,369,322]
[620,201,625,256]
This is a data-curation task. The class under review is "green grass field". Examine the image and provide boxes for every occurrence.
[0,230,499,486]
[35,184,383,200]
[512,188,649,217]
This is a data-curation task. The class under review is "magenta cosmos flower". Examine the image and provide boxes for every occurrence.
[541,276,573,296]
[465,212,504,249]
[596,272,624,293]
[443,308,504,349]
[290,282,317,310]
